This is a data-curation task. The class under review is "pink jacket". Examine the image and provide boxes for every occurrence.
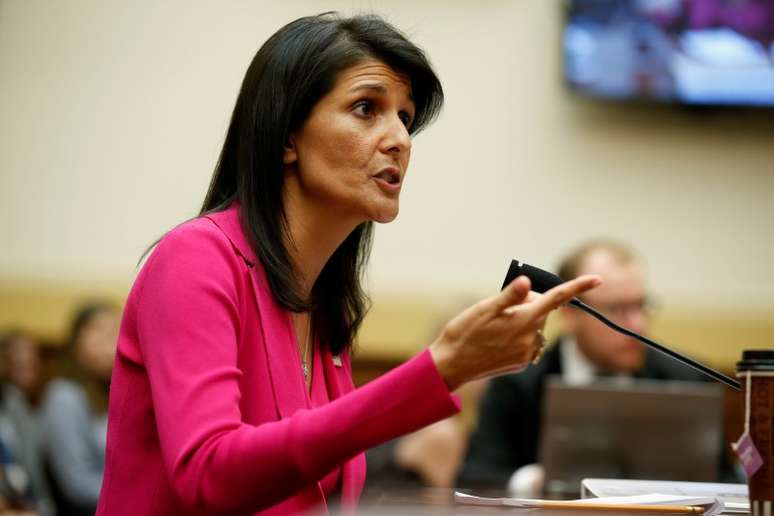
[96,205,460,515]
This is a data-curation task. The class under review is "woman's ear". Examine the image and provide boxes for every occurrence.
[283,135,297,165]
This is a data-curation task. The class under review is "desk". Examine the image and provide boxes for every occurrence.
[355,487,694,515]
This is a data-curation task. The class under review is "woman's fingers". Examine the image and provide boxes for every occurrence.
[449,276,530,331]
[487,275,531,314]
[430,274,599,390]
[526,274,602,322]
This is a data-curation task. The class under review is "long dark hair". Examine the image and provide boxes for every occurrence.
[200,13,443,355]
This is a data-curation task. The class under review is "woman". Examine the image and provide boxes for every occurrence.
[0,331,46,408]
[0,331,54,516]
[41,304,118,516]
[97,13,599,515]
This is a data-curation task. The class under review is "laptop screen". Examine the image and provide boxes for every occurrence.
[538,376,724,496]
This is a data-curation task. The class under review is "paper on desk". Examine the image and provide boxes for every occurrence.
[581,479,749,514]
[454,491,724,514]
[581,478,748,499]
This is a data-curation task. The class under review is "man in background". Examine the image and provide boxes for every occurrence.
[458,240,735,492]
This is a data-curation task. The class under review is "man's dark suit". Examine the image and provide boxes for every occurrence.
[457,340,733,488]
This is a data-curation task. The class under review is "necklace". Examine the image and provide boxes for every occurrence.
[296,314,312,384]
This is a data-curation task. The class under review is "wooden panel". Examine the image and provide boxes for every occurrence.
[1,281,772,374]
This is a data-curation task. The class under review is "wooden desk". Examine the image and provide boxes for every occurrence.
[354,487,700,515]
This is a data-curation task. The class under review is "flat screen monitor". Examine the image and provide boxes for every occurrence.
[563,0,774,106]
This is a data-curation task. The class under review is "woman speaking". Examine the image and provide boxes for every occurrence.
[96,12,599,515]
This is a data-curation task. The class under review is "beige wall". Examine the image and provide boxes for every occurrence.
[2,1,773,365]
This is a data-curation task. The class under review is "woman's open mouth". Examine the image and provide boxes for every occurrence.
[373,168,402,193]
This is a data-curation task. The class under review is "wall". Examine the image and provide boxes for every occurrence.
[2,1,773,367]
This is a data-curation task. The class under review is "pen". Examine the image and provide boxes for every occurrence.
[508,499,706,513]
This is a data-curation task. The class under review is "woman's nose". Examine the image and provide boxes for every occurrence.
[381,114,412,155]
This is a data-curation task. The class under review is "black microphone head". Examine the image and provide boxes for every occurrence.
[502,259,566,293]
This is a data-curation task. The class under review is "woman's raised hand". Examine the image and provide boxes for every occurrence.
[429,274,602,391]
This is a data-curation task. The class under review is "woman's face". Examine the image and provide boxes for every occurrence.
[75,309,118,380]
[284,59,415,224]
[7,335,42,394]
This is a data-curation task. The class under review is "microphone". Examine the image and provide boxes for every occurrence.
[503,259,741,391]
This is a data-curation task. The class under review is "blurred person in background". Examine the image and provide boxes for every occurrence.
[458,240,734,493]
[41,303,118,516]
[0,331,53,516]
[1,332,47,409]
[0,475,39,516]
[1,430,41,516]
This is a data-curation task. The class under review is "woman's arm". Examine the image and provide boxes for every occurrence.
[136,220,599,512]
[135,221,459,513]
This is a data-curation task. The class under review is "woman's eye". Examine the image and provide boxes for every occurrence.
[353,100,374,117]
[399,111,413,128]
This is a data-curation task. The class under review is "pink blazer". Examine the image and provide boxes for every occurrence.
[96,205,460,515]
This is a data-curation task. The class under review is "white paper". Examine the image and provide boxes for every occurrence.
[572,494,716,505]
[581,479,749,514]
[581,478,748,499]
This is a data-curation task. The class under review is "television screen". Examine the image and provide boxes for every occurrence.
[563,0,774,106]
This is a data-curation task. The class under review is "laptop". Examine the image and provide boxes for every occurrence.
[538,376,724,496]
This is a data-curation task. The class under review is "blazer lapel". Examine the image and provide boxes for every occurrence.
[207,204,331,511]
[206,204,310,419]
[248,264,309,419]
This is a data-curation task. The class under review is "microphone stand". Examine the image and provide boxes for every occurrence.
[569,298,740,391]
[503,259,741,391]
